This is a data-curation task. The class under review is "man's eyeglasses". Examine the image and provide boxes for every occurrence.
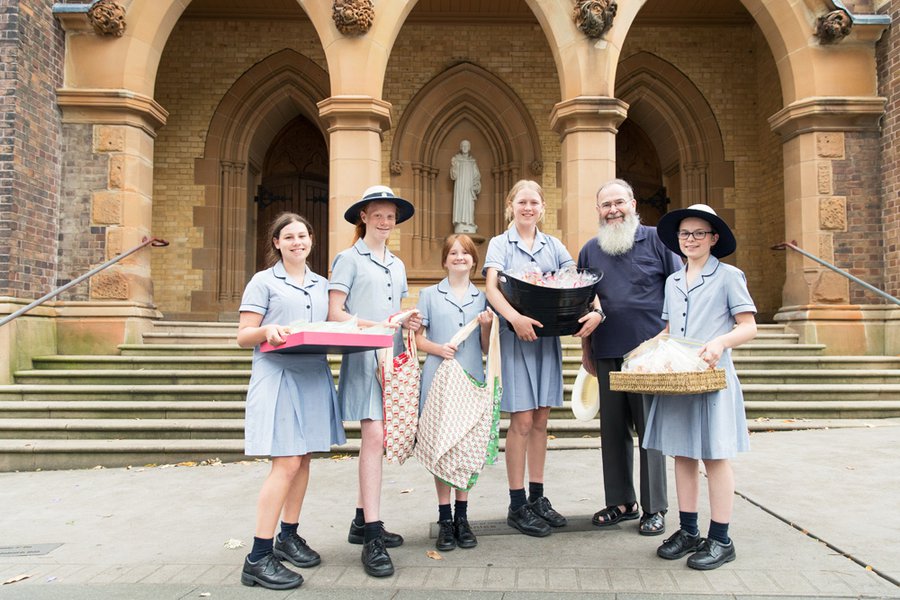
[677,230,715,241]
[597,199,629,211]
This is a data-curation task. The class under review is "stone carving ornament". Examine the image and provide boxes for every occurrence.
[573,0,618,39]
[816,9,852,44]
[332,0,375,36]
[87,0,127,37]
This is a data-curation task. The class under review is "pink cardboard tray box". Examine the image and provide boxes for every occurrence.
[261,330,394,355]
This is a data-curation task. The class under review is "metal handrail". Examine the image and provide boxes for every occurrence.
[0,236,169,328]
[772,240,900,307]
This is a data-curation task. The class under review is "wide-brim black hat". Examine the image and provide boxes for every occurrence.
[343,185,415,225]
[656,203,736,259]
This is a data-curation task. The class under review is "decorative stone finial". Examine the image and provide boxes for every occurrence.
[816,9,852,44]
[333,0,375,36]
[87,0,126,37]
[573,0,617,40]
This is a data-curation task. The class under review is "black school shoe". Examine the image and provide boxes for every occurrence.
[273,532,321,568]
[507,503,552,537]
[348,520,404,548]
[454,516,478,549]
[687,538,736,570]
[656,529,704,560]
[436,519,456,551]
[528,496,568,527]
[240,554,303,590]
[361,537,395,577]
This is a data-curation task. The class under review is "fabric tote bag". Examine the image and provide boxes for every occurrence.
[414,313,502,490]
[378,310,420,464]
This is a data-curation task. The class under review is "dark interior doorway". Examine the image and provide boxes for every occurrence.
[256,115,329,276]
[616,119,669,225]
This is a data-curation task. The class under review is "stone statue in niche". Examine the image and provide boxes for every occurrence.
[573,0,617,39]
[816,9,852,44]
[332,0,375,36]
[87,0,127,37]
[450,140,481,234]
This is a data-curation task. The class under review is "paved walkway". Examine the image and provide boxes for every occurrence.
[1,419,899,599]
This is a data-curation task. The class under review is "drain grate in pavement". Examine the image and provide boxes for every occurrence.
[0,544,62,557]
[428,515,620,538]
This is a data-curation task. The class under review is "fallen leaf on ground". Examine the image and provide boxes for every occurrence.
[2,574,32,585]
[176,461,197,467]
[330,454,352,461]
[425,550,443,560]
[92,465,105,470]
[223,538,245,549]
[866,565,873,571]
[400,488,413,494]
[547,435,556,440]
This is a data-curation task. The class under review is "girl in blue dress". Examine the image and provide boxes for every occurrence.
[645,204,757,571]
[328,185,422,578]
[415,234,492,551]
[484,180,601,537]
[237,213,346,590]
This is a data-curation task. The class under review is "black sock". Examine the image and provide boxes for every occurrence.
[708,520,730,544]
[509,488,527,511]
[280,521,298,539]
[249,536,273,562]
[528,482,544,502]
[454,500,468,521]
[363,521,383,544]
[679,511,699,536]
[438,503,452,522]
[354,508,365,526]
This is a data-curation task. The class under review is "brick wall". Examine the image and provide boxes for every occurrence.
[0,0,64,299]
[877,1,900,299]
[57,123,108,301]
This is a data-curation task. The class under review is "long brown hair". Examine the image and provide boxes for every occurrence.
[265,212,313,267]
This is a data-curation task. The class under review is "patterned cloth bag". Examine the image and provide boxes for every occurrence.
[414,313,502,490]
[378,310,420,464]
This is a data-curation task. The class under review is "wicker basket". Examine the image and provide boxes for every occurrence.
[609,369,727,395]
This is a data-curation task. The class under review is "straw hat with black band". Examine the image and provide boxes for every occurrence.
[656,203,736,259]
[343,185,415,224]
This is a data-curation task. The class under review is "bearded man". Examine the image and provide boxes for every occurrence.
[576,179,682,537]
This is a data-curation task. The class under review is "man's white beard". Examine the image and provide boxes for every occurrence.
[596,211,640,256]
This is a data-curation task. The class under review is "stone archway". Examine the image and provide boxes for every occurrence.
[616,52,734,217]
[190,49,330,319]
[390,62,542,277]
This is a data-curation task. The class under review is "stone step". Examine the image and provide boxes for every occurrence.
[743,400,900,419]
[0,401,247,419]
[151,321,239,334]
[118,344,248,356]
[736,370,900,384]
[31,355,253,371]
[142,332,239,345]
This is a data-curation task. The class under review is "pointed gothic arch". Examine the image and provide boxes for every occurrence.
[616,52,734,215]
[390,62,542,274]
[190,49,330,318]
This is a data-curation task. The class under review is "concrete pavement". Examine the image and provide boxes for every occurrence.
[1,419,899,599]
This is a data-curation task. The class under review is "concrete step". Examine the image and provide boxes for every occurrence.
[151,321,238,334]
[744,400,900,419]
[0,384,249,402]
[736,370,900,384]
[741,384,900,402]
[118,344,249,356]
[733,355,900,370]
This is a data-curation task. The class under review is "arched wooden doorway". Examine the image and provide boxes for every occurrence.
[255,116,329,276]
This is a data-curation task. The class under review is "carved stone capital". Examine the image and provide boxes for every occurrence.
[333,0,374,36]
[816,10,852,44]
[573,0,617,39]
[88,0,127,38]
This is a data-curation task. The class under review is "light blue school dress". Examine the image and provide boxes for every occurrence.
[239,261,346,457]
[417,279,487,410]
[483,228,575,413]
[643,256,756,459]
[329,238,409,421]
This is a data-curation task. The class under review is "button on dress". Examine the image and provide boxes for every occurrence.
[483,228,574,413]
[239,262,346,457]
[329,239,409,421]
[643,256,757,459]
[416,278,487,409]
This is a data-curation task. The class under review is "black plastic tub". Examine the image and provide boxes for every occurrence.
[498,270,601,337]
